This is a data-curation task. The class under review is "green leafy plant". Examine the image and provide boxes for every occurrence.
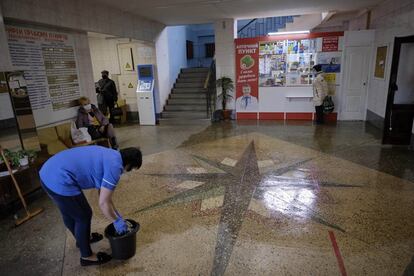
[28,150,37,162]
[0,149,37,167]
[1,149,20,167]
[216,76,234,111]
[19,149,37,162]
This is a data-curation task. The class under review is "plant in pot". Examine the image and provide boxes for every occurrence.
[17,150,29,166]
[25,150,37,163]
[0,149,21,168]
[216,76,234,120]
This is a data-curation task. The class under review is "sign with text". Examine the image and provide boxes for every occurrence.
[6,25,81,127]
[322,36,339,52]
[235,42,259,113]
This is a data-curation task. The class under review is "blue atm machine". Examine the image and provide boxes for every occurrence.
[136,64,156,125]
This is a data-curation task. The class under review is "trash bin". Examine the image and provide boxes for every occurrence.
[104,219,140,260]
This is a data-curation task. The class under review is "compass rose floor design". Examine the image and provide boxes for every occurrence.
[62,132,414,276]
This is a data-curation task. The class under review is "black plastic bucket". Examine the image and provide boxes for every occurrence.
[104,219,140,260]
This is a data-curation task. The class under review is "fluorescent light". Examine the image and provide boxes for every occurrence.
[268,30,310,36]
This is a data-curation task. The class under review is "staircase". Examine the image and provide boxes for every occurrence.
[238,16,296,38]
[162,67,209,120]
[237,14,323,38]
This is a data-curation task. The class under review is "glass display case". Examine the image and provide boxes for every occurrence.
[259,39,322,87]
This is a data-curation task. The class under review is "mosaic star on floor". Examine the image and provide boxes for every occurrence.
[62,133,414,276]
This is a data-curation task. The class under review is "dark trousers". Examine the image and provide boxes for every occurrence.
[106,101,115,124]
[315,105,324,124]
[42,183,93,258]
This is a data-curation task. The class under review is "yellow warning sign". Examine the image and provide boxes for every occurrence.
[128,83,134,88]
[125,62,132,71]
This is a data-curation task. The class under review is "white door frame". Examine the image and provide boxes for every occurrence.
[339,46,372,120]
[338,30,375,121]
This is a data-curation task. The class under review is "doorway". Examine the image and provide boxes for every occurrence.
[340,46,371,120]
[383,35,414,145]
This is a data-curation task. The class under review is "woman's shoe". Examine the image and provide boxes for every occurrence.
[80,252,111,266]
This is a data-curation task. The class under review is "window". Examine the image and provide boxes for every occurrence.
[186,40,194,60]
[205,43,215,58]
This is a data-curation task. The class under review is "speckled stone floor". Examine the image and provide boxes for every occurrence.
[1,120,414,276]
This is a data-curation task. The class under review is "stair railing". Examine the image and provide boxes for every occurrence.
[205,59,216,119]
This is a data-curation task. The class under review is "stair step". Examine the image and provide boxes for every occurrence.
[175,82,204,88]
[173,88,206,93]
[162,111,208,119]
[176,77,205,83]
[165,105,207,111]
[170,93,206,99]
[179,72,207,79]
[181,67,209,73]
[168,99,206,105]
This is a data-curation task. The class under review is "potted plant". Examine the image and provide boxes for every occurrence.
[0,149,20,168]
[17,150,29,166]
[0,149,37,168]
[216,76,234,120]
[18,149,37,166]
[25,150,37,163]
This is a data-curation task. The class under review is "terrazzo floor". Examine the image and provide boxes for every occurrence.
[1,120,414,276]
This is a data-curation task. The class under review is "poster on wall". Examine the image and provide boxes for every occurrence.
[6,25,81,126]
[324,73,337,95]
[374,46,387,79]
[286,53,315,86]
[317,52,341,73]
[258,37,339,87]
[322,36,339,52]
[235,42,259,113]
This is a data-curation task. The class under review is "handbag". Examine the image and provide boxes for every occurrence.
[111,103,123,117]
[71,122,92,144]
[323,96,334,113]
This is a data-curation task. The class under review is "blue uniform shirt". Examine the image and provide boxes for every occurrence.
[40,146,123,196]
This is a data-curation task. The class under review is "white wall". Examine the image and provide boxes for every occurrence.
[155,26,188,111]
[168,26,187,89]
[0,5,14,120]
[394,43,414,104]
[282,14,323,32]
[0,0,164,126]
[0,5,11,72]
[367,0,414,117]
[215,19,236,109]
[364,0,414,121]
[88,37,122,81]
[259,87,314,113]
[155,28,170,113]
[0,0,164,43]
[360,0,414,136]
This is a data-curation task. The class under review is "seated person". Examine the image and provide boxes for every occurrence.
[76,97,118,149]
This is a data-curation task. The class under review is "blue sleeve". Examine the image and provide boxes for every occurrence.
[101,154,123,190]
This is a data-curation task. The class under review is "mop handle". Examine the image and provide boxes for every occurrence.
[0,146,30,215]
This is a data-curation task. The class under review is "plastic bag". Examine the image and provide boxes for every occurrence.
[71,122,92,144]
[323,96,334,113]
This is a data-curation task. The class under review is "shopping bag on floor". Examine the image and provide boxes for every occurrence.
[323,96,334,113]
[71,122,92,144]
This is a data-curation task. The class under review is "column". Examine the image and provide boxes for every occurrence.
[214,19,236,109]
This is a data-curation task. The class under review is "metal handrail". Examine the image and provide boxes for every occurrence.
[238,18,257,34]
[205,59,216,119]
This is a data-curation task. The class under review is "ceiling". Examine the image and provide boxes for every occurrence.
[92,0,384,25]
